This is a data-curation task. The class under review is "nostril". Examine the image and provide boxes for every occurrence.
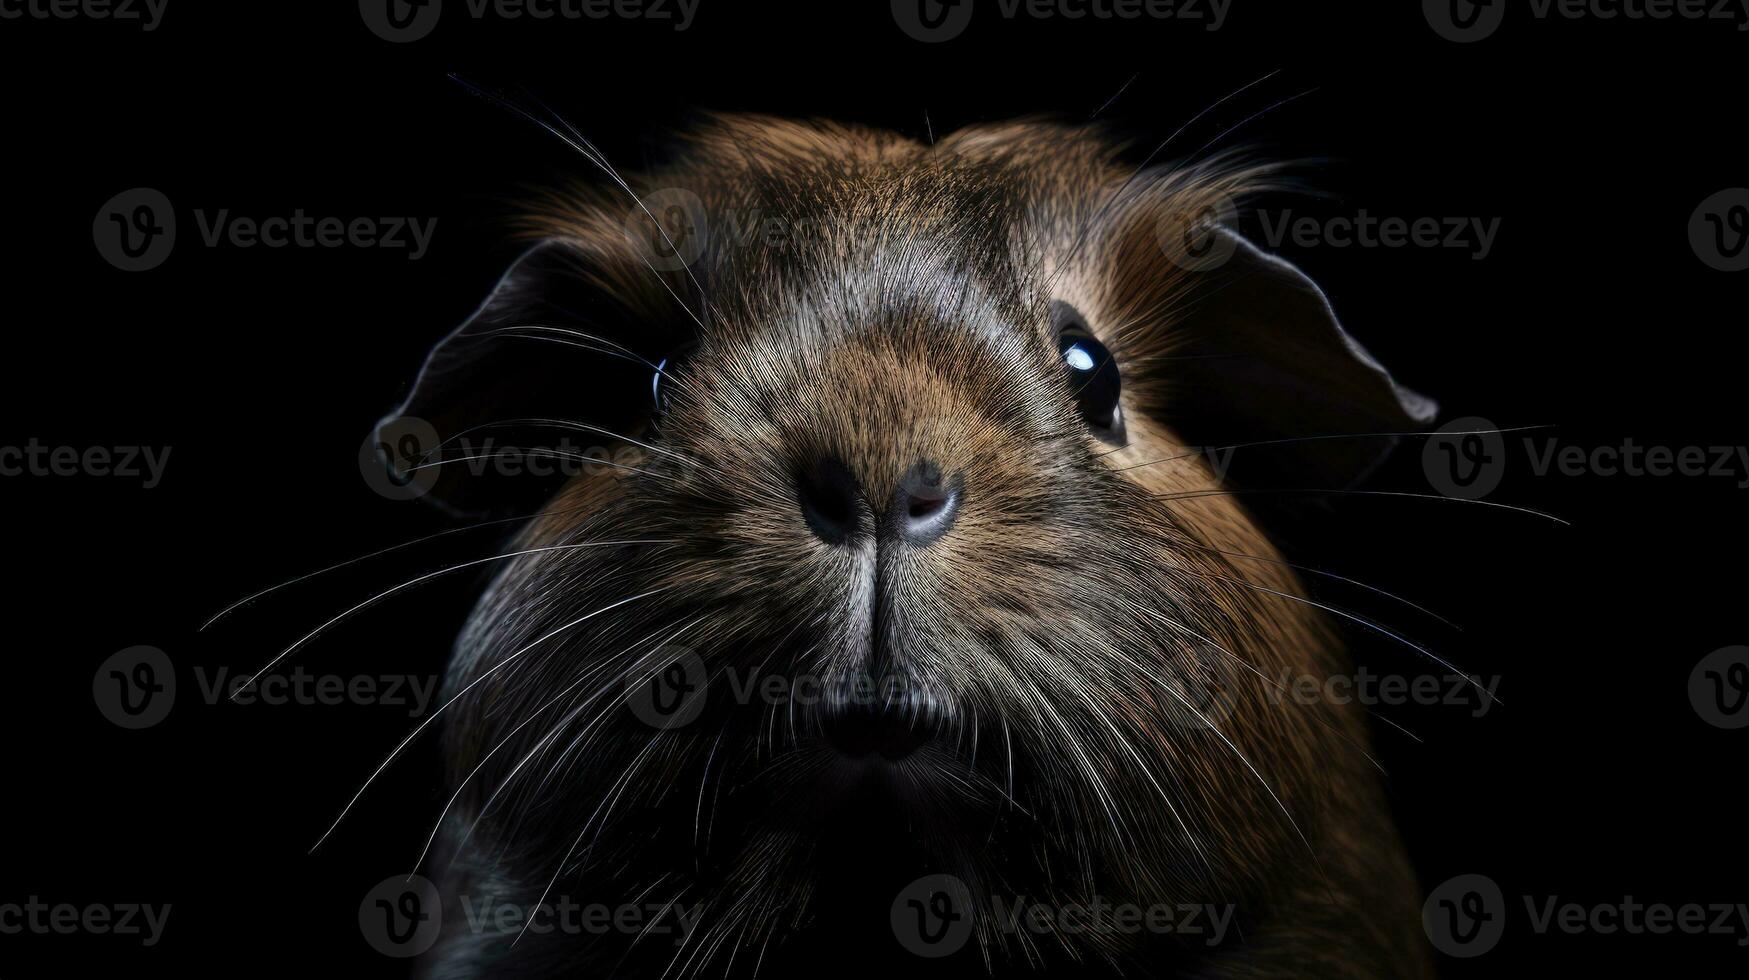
[797,457,862,545]
[908,493,946,520]
[893,462,962,546]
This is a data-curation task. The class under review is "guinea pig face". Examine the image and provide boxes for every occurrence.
[383,117,1434,971]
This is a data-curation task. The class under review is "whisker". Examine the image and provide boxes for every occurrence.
[423,416,709,475]
[308,584,672,852]
[1179,542,1460,631]
[1136,604,1386,773]
[1155,486,1570,525]
[455,77,719,332]
[1034,69,1282,296]
[198,500,605,631]
[480,327,660,370]
[1089,72,1140,120]
[444,617,705,871]
[1112,425,1554,474]
[1143,660,1333,893]
[232,540,670,697]
[1189,568,1500,707]
[514,729,670,946]
[406,671,597,876]
[473,323,661,371]
[401,448,670,482]
[1178,87,1317,169]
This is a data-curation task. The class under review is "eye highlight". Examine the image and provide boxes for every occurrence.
[651,356,672,415]
[650,341,698,427]
[1058,326,1125,444]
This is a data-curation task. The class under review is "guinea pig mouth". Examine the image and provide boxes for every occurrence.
[815,703,942,761]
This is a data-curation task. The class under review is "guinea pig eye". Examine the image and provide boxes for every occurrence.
[650,344,696,428]
[650,342,696,427]
[651,356,673,416]
[1058,329,1125,442]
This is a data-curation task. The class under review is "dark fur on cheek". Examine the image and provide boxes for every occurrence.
[405,116,1434,979]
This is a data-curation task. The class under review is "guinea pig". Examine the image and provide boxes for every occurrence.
[374,115,1438,979]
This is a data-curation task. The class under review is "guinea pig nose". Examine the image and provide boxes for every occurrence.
[797,457,863,545]
[889,461,962,546]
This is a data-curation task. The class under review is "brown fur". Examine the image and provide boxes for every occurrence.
[394,115,1433,979]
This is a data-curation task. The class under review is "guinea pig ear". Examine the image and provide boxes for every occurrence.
[1139,227,1437,488]
[372,238,678,517]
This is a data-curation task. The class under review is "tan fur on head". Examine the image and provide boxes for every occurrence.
[390,115,1434,979]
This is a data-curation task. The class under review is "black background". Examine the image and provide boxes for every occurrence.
[2,0,1743,975]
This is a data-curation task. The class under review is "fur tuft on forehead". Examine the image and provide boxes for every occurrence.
[512,115,1271,351]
